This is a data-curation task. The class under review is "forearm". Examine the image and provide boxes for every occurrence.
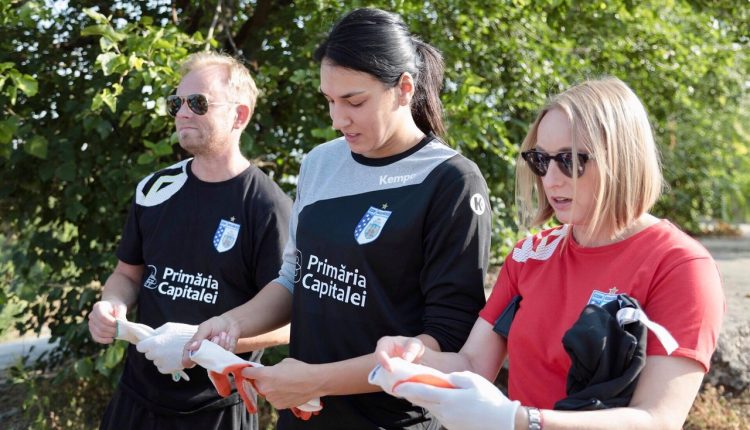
[511,356,704,430]
[235,324,290,353]
[101,267,141,309]
[512,406,655,430]
[226,282,292,338]
[419,320,504,381]
[418,348,475,375]
[312,353,382,397]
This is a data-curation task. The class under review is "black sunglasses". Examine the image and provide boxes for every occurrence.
[521,150,594,178]
[166,94,237,116]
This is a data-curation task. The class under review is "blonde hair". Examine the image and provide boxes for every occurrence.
[180,51,259,118]
[516,77,663,241]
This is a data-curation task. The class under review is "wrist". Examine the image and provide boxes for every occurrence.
[309,363,330,398]
[526,406,543,430]
[514,406,528,430]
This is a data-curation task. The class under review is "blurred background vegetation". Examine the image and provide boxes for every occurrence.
[1,0,748,428]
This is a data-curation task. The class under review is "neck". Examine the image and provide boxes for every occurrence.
[190,144,250,182]
[383,121,427,157]
[573,214,659,247]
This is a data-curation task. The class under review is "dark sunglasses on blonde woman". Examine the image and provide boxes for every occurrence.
[521,150,594,178]
[166,94,238,116]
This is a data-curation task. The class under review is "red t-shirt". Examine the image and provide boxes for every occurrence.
[479,220,724,409]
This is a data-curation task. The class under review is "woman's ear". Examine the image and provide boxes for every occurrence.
[397,72,416,106]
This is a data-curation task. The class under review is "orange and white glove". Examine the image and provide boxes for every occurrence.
[371,358,520,430]
[368,357,456,396]
[136,322,197,382]
[189,340,322,418]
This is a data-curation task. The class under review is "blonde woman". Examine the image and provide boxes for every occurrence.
[374,77,724,429]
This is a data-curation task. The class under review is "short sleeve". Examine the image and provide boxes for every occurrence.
[115,197,144,265]
[479,254,520,325]
[251,185,292,289]
[420,167,491,352]
[643,256,724,371]
[274,159,309,294]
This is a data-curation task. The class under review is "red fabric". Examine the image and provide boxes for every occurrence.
[479,220,724,409]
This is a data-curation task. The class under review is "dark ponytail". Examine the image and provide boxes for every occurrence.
[314,8,446,136]
[411,39,445,136]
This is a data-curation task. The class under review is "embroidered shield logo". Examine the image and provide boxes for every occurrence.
[213,219,241,253]
[354,206,392,245]
[587,289,619,307]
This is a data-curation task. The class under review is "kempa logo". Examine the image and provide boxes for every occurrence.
[469,193,487,215]
[379,173,416,185]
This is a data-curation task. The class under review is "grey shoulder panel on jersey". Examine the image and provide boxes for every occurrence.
[297,137,458,208]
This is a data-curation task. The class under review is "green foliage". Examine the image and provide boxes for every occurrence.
[0,0,748,427]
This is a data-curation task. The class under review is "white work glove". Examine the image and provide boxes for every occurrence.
[136,322,198,382]
[395,370,520,430]
[190,340,322,418]
[114,319,155,344]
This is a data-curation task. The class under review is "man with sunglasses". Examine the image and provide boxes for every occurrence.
[88,51,292,430]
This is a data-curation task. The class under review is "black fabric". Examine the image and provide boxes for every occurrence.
[282,138,490,429]
[492,295,522,338]
[109,159,291,428]
[100,384,255,430]
[554,294,647,411]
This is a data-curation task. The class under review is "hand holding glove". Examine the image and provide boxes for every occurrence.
[136,322,198,381]
[114,319,156,344]
[394,370,520,430]
[368,357,456,396]
[190,340,322,419]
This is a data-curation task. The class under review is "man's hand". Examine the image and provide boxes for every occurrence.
[88,300,127,344]
[182,315,240,368]
[394,371,520,430]
[137,322,198,381]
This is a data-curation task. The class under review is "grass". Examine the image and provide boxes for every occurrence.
[685,384,750,430]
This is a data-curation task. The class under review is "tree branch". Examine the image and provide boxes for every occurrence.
[233,0,293,59]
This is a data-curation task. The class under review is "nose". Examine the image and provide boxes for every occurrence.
[176,101,192,117]
[541,160,566,188]
[329,104,351,130]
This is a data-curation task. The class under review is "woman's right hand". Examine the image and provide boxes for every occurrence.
[181,314,239,368]
[375,336,426,371]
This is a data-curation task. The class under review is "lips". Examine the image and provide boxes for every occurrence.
[549,196,572,210]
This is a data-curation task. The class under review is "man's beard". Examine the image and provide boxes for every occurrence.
[178,132,220,156]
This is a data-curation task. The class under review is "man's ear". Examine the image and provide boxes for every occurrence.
[397,72,416,106]
[233,104,252,129]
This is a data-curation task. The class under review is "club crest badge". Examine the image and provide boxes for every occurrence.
[213,219,240,253]
[587,288,619,307]
[354,206,392,245]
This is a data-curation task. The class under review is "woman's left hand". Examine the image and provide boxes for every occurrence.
[242,358,322,410]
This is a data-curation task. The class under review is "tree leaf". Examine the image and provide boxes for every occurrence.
[24,135,48,159]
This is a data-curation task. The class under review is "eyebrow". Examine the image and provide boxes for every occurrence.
[318,88,366,99]
[533,144,574,153]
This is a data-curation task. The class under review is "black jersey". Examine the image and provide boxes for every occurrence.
[114,158,291,415]
[274,135,490,429]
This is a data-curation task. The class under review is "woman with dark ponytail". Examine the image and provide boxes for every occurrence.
[187,8,491,429]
